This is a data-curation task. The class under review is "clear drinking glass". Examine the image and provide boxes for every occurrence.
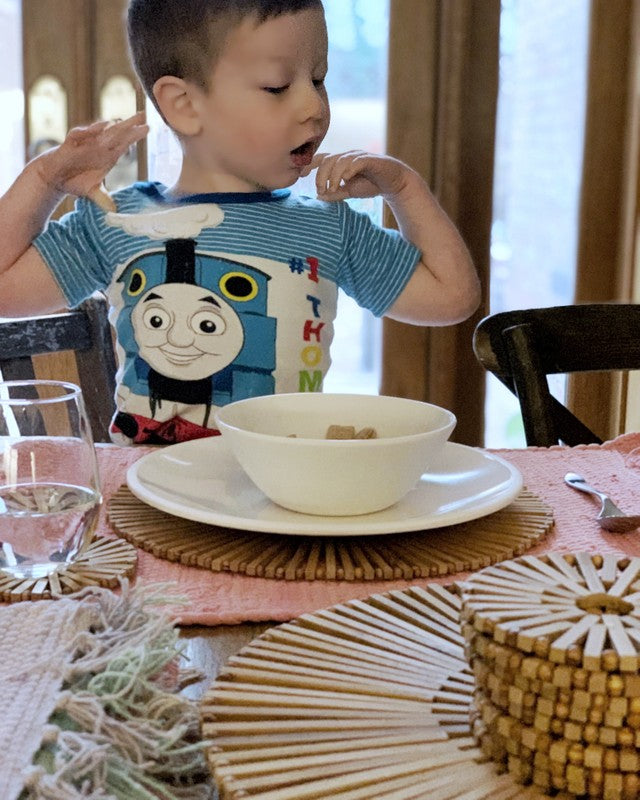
[0,380,102,579]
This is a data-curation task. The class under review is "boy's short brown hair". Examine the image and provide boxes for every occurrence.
[127,0,323,105]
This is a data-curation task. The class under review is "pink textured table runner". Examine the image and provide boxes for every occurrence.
[94,433,640,626]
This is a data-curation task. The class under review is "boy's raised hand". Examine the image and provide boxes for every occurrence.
[305,151,410,203]
[303,148,480,326]
[32,111,149,212]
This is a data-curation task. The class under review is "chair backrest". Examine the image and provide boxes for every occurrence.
[472,303,640,447]
[0,295,117,442]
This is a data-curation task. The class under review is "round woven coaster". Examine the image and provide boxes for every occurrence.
[0,536,137,602]
[107,485,553,581]
[200,582,551,799]
[462,552,640,670]
[461,553,640,799]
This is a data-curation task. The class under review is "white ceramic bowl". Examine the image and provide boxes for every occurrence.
[214,393,456,516]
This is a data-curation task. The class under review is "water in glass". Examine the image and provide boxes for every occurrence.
[0,381,102,579]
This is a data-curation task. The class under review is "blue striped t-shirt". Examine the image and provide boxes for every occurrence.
[32,182,420,444]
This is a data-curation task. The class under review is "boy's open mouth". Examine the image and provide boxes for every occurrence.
[290,140,315,167]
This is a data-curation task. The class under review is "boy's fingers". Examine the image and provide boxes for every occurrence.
[319,158,351,194]
[314,155,341,193]
[318,187,349,202]
[109,111,147,133]
[309,151,330,169]
[103,115,149,147]
[304,151,375,199]
[67,120,110,144]
[67,113,147,154]
[125,110,146,124]
[299,151,327,178]
[87,184,116,212]
[107,110,146,128]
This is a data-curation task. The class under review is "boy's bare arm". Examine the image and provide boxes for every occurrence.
[309,151,480,326]
[0,113,148,317]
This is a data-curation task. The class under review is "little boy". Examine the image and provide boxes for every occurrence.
[0,0,479,445]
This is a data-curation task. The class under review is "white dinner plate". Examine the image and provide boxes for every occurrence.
[126,437,523,536]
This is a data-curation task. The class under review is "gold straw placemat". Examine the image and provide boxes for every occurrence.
[200,582,505,799]
[108,486,553,582]
[202,557,624,800]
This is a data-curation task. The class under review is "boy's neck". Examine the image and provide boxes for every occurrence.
[171,161,282,196]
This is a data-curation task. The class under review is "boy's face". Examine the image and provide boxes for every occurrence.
[186,5,330,192]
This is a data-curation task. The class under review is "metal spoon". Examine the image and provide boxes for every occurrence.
[564,472,640,533]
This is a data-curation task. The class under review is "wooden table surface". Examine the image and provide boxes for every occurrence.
[178,623,275,799]
[179,623,273,700]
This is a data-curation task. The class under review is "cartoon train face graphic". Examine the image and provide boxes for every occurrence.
[115,238,276,418]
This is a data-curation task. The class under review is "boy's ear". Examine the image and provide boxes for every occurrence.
[152,76,203,136]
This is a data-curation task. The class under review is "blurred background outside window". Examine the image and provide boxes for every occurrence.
[0,0,23,195]
[485,0,589,447]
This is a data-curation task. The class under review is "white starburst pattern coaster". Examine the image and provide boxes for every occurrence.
[0,536,137,602]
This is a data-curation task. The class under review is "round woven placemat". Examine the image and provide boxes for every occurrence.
[0,536,137,602]
[200,580,545,799]
[107,485,553,582]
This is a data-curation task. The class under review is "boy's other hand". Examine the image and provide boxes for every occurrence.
[304,151,410,203]
[32,112,149,212]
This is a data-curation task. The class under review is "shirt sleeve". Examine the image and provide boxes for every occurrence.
[335,201,421,317]
[32,198,114,307]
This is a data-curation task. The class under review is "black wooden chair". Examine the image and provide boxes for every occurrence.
[0,295,117,442]
[472,303,640,447]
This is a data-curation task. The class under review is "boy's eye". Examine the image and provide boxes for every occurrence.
[313,77,326,88]
[264,85,289,95]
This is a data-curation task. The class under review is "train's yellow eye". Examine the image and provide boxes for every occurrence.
[127,269,146,295]
[219,272,258,302]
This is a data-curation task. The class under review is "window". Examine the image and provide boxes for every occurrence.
[485,0,590,447]
[0,0,23,195]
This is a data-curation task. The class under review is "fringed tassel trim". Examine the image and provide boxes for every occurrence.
[22,582,212,800]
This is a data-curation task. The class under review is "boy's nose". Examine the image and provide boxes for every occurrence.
[299,83,328,123]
